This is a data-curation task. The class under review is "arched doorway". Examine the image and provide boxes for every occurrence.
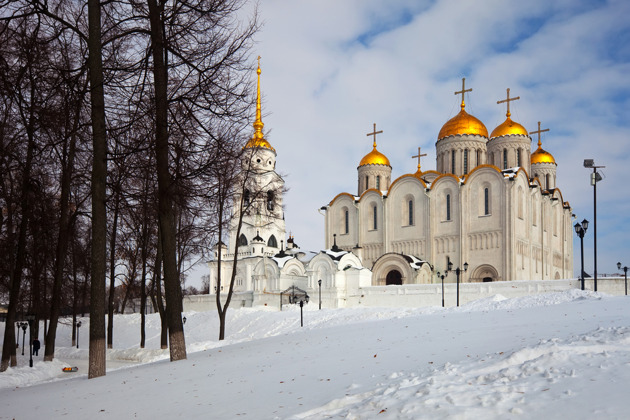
[470,264,500,283]
[386,270,403,285]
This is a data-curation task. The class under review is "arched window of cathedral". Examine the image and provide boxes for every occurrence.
[266,191,275,211]
[476,149,481,167]
[484,187,490,215]
[366,176,369,190]
[239,234,248,246]
[372,205,378,230]
[503,149,508,170]
[268,235,278,248]
[376,175,381,190]
[463,149,469,174]
[546,174,551,190]
[344,209,349,234]
[244,189,250,206]
[408,199,414,226]
[446,194,451,221]
[451,150,456,173]
[517,148,522,167]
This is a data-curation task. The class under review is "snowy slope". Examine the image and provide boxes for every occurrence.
[1,290,629,419]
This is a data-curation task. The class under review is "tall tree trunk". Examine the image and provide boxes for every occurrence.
[87,0,108,379]
[139,202,149,348]
[107,194,120,348]
[154,227,168,349]
[147,0,185,361]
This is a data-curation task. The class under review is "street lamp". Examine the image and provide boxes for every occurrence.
[574,219,589,291]
[20,322,27,356]
[26,316,34,367]
[76,321,82,349]
[584,159,604,292]
[448,261,468,307]
[318,279,322,310]
[617,262,628,296]
[436,271,448,307]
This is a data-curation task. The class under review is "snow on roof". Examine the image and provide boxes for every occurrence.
[403,254,428,270]
[501,167,520,178]
[271,255,295,268]
[322,248,349,261]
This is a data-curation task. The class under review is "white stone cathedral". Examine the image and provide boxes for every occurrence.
[208,71,573,308]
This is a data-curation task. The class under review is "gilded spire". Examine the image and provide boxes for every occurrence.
[244,56,275,151]
[252,56,264,140]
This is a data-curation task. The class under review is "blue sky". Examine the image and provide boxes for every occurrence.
[245,0,630,278]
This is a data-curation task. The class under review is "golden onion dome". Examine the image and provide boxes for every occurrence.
[438,105,488,140]
[244,57,275,152]
[530,124,555,164]
[531,146,556,164]
[490,116,528,138]
[359,146,390,167]
[244,136,275,151]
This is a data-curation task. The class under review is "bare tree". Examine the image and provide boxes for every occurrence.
[86,0,109,378]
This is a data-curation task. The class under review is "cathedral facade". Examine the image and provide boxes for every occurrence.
[324,82,573,285]
[208,70,573,308]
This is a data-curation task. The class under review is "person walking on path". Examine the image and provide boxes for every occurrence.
[33,338,40,356]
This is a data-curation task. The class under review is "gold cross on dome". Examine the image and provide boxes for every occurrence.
[529,121,550,147]
[366,123,383,148]
[497,88,520,117]
[412,147,427,171]
[454,77,472,107]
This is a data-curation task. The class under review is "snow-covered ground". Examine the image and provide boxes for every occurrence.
[1,290,629,419]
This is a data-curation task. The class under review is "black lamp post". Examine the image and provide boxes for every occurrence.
[20,322,27,356]
[76,321,82,349]
[318,279,322,310]
[436,271,448,307]
[617,262,628,296]
[15,322,20,349]
[584,159,604,292]
[182,316,187,335]
[448,261,468,307]
[574,219,589,290]
[26,316,34,367]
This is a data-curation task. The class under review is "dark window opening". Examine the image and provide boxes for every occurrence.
[373,205,377,230]
[484,187,489,215]
[463,149,468,174]
[266,190,275,211]
[446,194,451,221]
[386,270,403,285]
